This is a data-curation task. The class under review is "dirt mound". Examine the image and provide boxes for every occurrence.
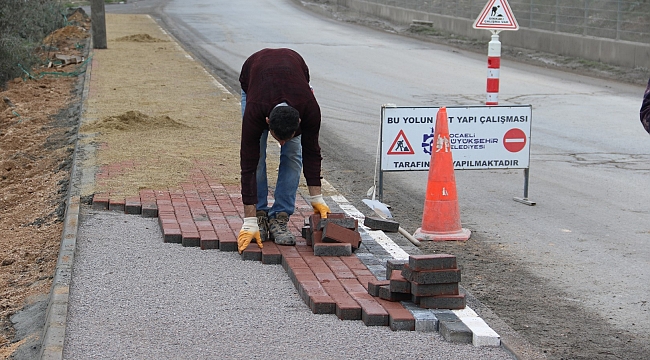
[81,110,187,132]
[43,26,89,47]
[114,34,168,42]
[67,8,90,24]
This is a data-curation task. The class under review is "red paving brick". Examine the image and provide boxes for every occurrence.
[91,171,418,331]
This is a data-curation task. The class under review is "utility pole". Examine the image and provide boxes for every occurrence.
[91,0,107,49]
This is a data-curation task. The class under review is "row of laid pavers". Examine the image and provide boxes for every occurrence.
[90,169,500,345]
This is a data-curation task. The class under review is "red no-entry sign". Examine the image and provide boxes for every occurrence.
[503,128,526,152]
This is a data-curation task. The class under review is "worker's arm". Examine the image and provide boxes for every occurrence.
[244,204,256,218]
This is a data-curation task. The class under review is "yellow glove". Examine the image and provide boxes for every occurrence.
[237,217,263,254]
[305,194,330,218]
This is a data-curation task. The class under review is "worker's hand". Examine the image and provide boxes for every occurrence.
[237,217,263,254]
[305,194,330,218]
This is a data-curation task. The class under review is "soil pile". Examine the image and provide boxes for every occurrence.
[114,34,168,42]
[81,111,187,132]
[67,8,90,25]
[43,25,89,48]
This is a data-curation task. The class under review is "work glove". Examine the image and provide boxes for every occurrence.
[237,217,263,254]
[305,194,330,218]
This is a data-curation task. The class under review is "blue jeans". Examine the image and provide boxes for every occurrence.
[241,91,302,218]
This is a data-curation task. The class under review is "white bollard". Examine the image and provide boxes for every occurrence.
[486,33,501,105]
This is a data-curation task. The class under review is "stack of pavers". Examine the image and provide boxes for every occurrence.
[303,213,361,256]
[381,254,465,309]
[367,254,490,344]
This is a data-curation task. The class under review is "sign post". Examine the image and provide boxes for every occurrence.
[473,0,519,106]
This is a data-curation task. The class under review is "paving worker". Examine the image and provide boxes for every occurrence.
[641,77,650,135]
[237,48,330,254]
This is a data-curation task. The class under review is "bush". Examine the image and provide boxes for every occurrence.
[0,0,66,88]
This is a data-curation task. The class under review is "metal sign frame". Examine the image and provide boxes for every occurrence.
[378,105,536,205]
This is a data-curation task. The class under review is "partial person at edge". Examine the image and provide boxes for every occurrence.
[641,77,650,135]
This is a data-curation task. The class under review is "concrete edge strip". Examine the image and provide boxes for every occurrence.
[326,184,501,346]
[453,307,501,347]
[39,35,95,360]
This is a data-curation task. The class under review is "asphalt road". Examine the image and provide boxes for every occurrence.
[104,0,650,356]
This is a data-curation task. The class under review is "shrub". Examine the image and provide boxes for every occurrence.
[0,0,66,88]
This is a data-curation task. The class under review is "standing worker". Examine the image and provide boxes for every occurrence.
[641,77,650,135]
[237,48,331,254]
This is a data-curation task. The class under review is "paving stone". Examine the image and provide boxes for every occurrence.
[402,265,461,284]
[261,241,282,264]
[310,295,336,314]
[300,279,336,315]
[141,202,158,217]
[409,254,457,271]
[199,230,219,250]
[411,282,459,297]
[309,214,321,232]
[385,259,407,279]
[363,216,400,232]
[378,285,411,302]
[321,222,361,249]
[372,297,415,332]
[124,197,142,214]
[162,227,182,244]
[339,279,388,326]
[218,238,237,252]
[301,225,311,240]
[181,232,200,247]
[460,316,501,347]
[439,318,473,344]
[387,308,415,331]
[241,243,262,261]
[321,281,362,320]
[431,309,459,322]
[108,198,125,212]
[358,297,389,326]
[318,217,358,231]
[420,294,466,310]
[389,270,410,294]
[367,279,390,297]
[92,194,109,210]
[313,242,352,257]
[402,302,439,332]
[355,275,378,291]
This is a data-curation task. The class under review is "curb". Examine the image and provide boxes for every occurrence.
[38,36,94,360]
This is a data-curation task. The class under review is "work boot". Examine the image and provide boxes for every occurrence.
[269,212,295,246]
[256,210,269,242]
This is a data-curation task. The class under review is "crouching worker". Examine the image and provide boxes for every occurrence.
[237,48,330,254]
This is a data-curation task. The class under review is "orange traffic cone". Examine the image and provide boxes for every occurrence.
[413,107,471,241]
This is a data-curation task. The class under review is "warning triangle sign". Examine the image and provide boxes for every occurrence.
[473,0,519,30]
[387,130,415,155]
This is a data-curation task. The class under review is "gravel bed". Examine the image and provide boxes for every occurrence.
[63,208,513,359]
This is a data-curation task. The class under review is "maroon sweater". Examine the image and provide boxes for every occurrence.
[239,48,322,205]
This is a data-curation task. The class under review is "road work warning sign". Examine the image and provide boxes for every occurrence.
[387,129,415,155]
[381,105,532,171]
[473,0,519,30]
